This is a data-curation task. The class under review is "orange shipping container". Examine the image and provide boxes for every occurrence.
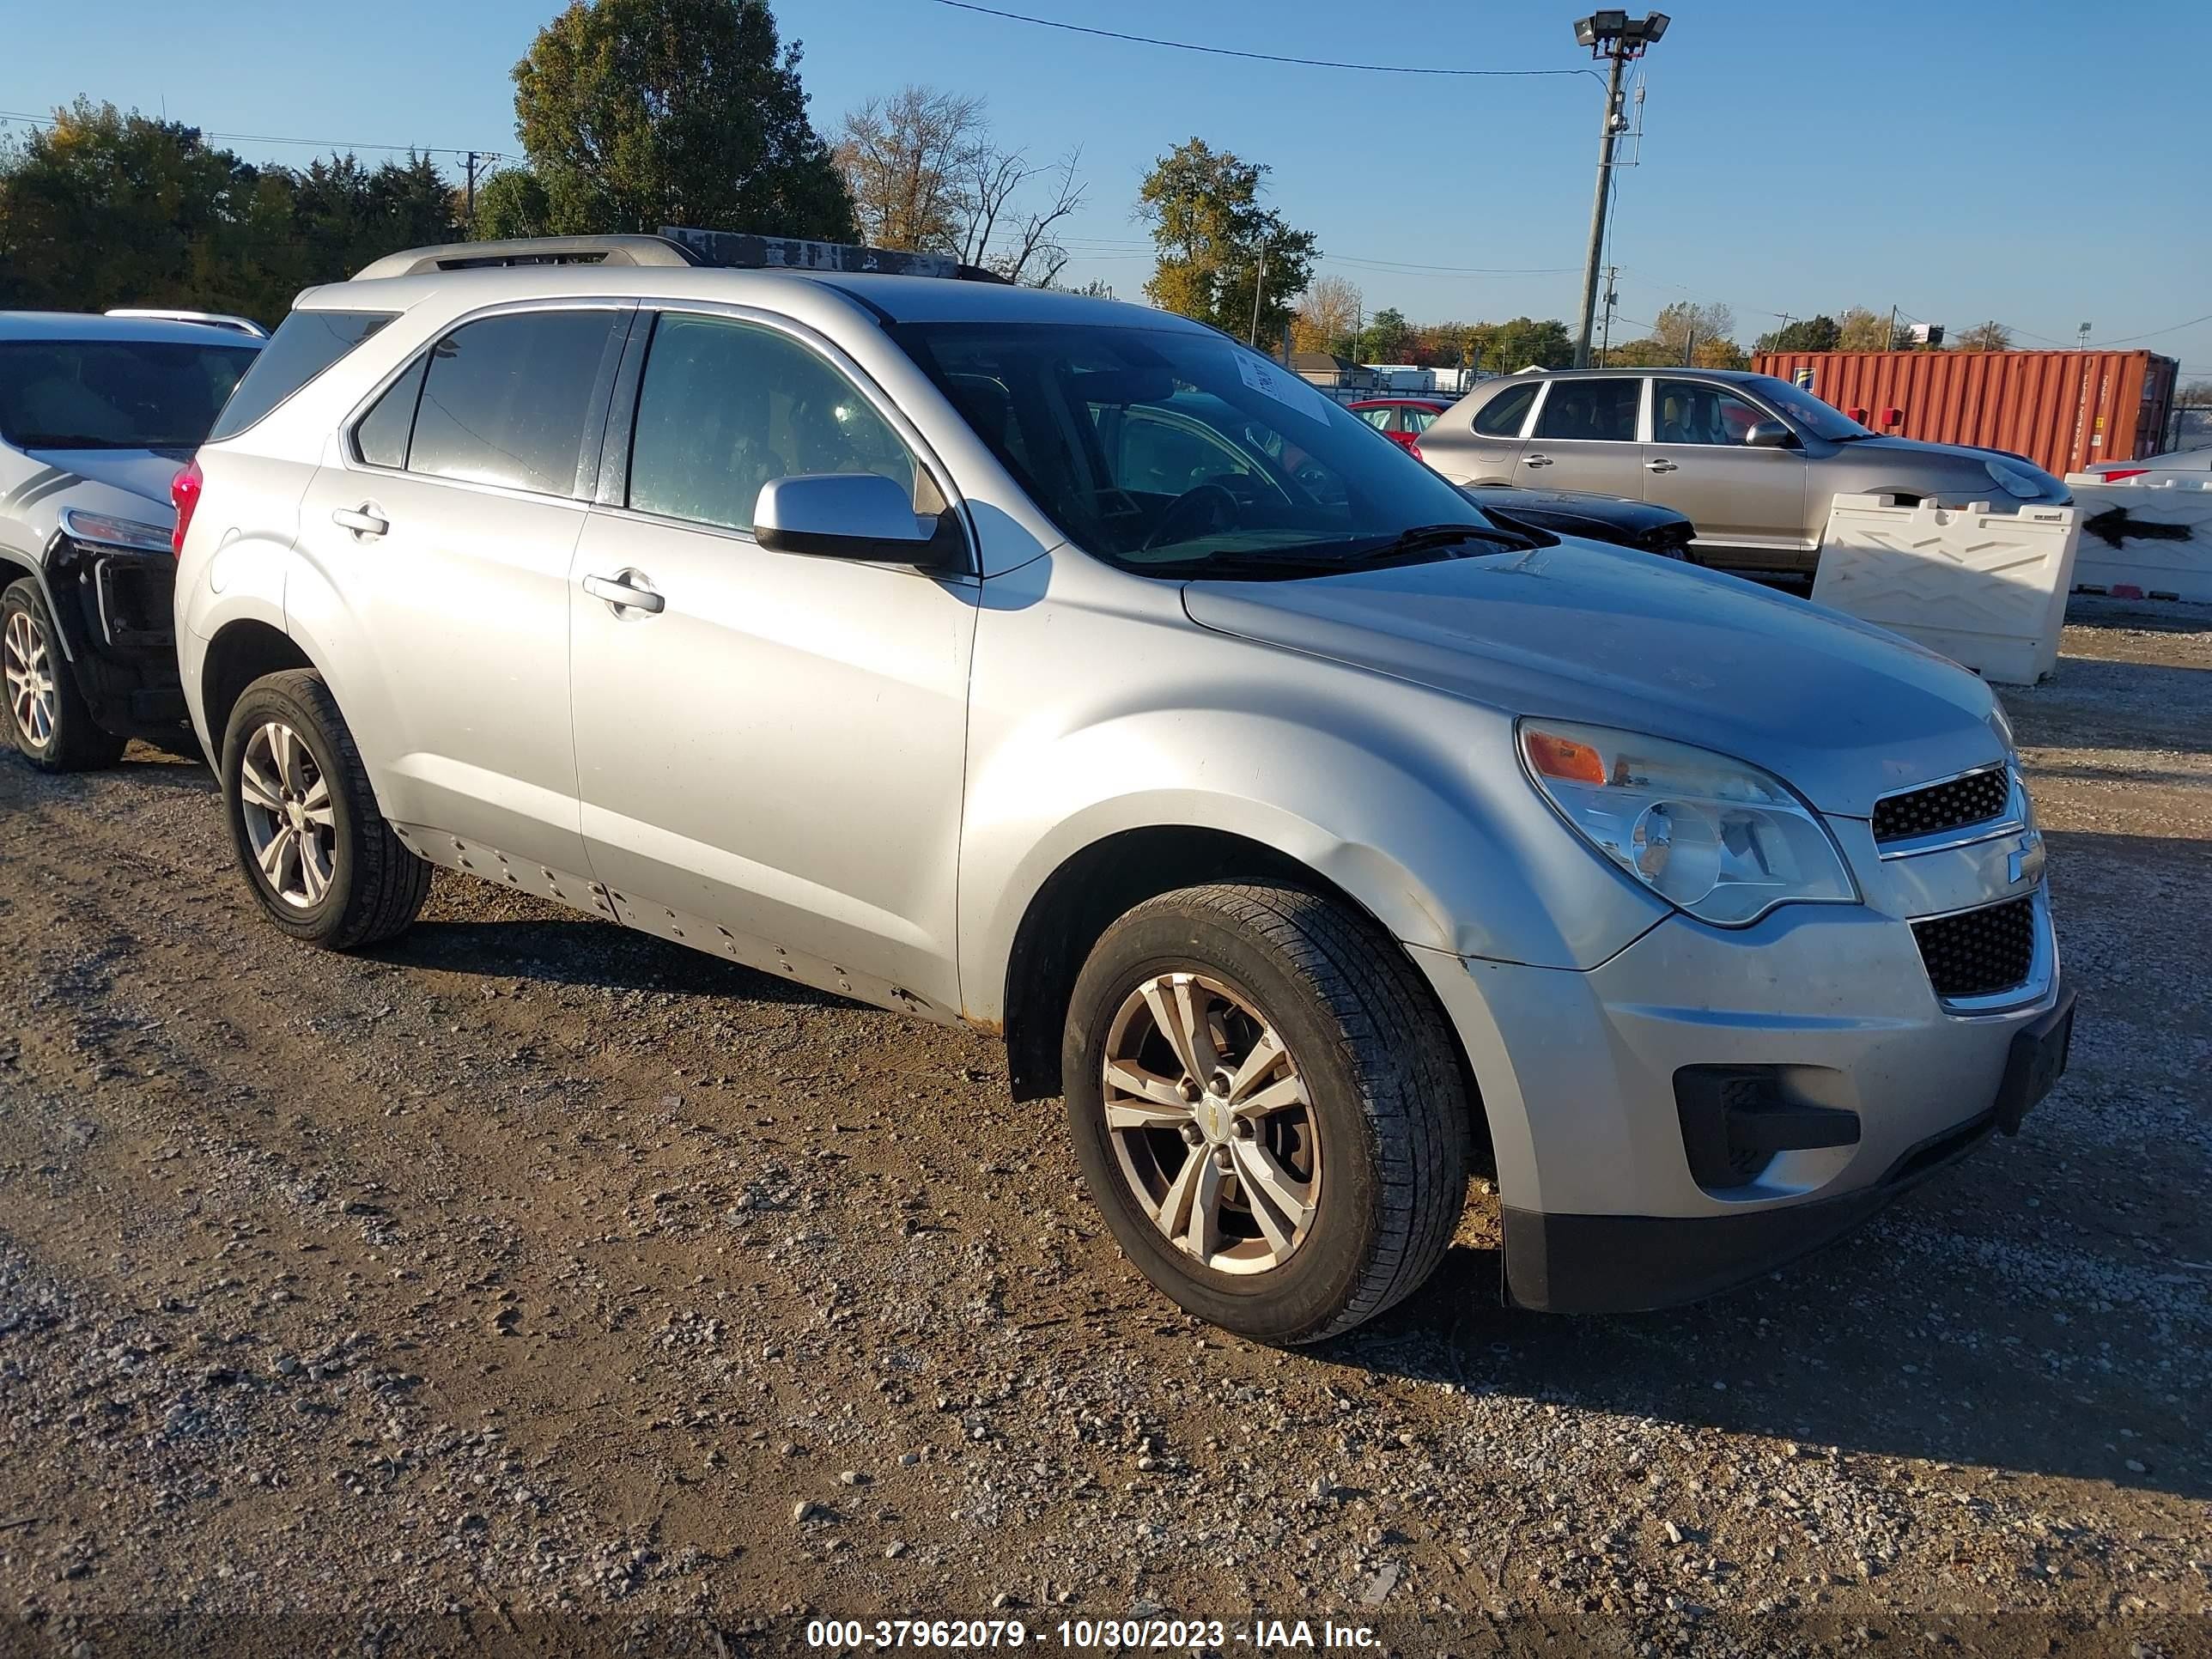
[1749,349,2178,480]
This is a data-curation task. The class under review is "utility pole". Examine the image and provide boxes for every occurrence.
[1571,13,1668,368]
[1599,264,1620,367]
[465,151,479,234]
[1249,239,1270,349]
[1887,304,1899,350]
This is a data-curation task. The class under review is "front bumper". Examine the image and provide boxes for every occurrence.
[1411,885,2069,1313]
[44,533,187,738]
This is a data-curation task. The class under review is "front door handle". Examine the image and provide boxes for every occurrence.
[1522,453,1553,468]
[581,571,665,615]
[331,503,388,538]
[1645,458,1680,473]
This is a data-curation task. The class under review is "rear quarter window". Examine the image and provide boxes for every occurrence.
[209,309,394,441]
[1473,381,1539,437]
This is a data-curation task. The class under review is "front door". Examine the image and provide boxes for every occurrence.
[1645,378,1812,569]
[1517,375,1648,498]
[567,309,977,1018]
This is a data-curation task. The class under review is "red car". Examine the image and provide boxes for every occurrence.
[1347,397,1449,450]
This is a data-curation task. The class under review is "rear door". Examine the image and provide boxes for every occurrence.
[1419,379,1539,484]
[1645,378,1811,568]
[293,302,629,878]
[1518,375,1648,498]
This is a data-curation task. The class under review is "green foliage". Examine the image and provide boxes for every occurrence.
[510,0,854,240]
[1753,314,1841,354]
[1137,137,1316,348]
[1484,317,1575,372]
[472,167,554,240]
[0,99,462,324]
[1358,307,1411,363]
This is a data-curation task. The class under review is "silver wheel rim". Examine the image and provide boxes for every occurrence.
[3,610,56,750]
[1102,971,1322,1276]
[239,721,337,909]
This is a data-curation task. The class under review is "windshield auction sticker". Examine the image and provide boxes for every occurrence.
[1235,352,1334,425]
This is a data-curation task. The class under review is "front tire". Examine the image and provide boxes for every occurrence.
[1,578,126,771]
[1064,882,1470,1345]
[221,669,429,949]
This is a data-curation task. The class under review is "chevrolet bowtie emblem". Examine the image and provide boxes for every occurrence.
[2009,836,2046,888]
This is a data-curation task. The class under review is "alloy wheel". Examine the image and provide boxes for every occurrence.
[1101,971,1322,1275]
[238,720,337,908]
[3,610,56,750]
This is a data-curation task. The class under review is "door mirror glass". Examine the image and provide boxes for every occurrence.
[753,473,953,568]
[1743,420,1795,449]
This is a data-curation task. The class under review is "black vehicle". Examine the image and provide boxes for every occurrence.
[1459,483,1699,563]
[0,313,261,769]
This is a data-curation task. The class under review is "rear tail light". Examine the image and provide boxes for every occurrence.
[170,459,203,557]
[1408,439,1424,463]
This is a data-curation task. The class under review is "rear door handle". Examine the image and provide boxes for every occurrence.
[1522,453,1553,468]
[1645,458,1680,473]
[331,503,388,538]
[581,571,665,615]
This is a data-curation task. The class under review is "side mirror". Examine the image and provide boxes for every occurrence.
[1743,421,1795,450]
[753,473,962,570]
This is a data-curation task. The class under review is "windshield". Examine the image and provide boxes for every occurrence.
[891,320,1497,574]
[0,338,258,451]
[1744,374,1873,442]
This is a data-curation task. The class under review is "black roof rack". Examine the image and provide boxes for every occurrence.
[659,227,1008,283]
[351,234,702,281]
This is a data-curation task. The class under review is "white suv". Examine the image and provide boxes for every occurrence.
[177,235,2073,1343]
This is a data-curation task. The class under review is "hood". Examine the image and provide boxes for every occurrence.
[1182,543,2003,818]
[1841,434,2061,484]
[23,447,194,518]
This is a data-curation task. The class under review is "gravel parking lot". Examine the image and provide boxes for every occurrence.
[1,603,2206,1657]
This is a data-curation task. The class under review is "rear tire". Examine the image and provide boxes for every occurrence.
[1063,881,1469,1345]
[221,668,429,950]
[1,578,127,771]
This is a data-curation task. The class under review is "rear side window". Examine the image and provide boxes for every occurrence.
[1534,377,1641,443]
[209,310,392,441]
[353,357,428,469]
[0,338,258,450]
[1473,380,1539,438]
[408,311,621,496]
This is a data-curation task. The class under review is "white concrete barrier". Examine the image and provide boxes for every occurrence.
[2062,476,2212,604]
[1811,495,2081,685]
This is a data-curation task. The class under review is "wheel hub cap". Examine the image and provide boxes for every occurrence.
[239,720,337,910]
[1101,970,1322,1276]
[3,610,57,750]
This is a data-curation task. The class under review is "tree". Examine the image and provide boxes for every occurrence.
[1837,306,1910,352]
[1954,320,2013,351]
[1485,317,1574,371]
[1753,314,1841,354]
[472,167,553,240]
[964,144,1085,287]
[1359,307,1411,363]
[1136,137,1316,348]
[0,99,464,322]
[1649,300,1740,366]
[837,84,983,252]
[1290,274,1362,357]
[2179,380,2212,408]
[510,0,854,240]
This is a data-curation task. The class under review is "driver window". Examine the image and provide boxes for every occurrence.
[628,312,919,533]
[1653,380,1771,447]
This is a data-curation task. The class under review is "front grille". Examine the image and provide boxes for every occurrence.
[1912,896,2037,1000]
[1874,767,2011,844]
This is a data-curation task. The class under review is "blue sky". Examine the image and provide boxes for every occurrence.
[5,0,2206,372]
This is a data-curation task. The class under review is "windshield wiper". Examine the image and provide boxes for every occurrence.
[1338,523,1539,561]
[1149,525,1535,582]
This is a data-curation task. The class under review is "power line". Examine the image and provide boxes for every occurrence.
[928,2,1591,76]
[0,107,500,161]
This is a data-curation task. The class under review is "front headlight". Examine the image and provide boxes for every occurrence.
[58,506,173,554]
[1984,459,2047,500]
[1518,720,1858,927]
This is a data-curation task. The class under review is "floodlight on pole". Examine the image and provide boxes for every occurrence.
[1571,12,1668,368]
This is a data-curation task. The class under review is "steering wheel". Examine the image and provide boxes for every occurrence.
[1141,482,1242,553]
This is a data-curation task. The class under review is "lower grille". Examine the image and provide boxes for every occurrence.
[1912,896,2037,1000]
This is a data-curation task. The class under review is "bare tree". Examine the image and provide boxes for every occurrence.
[982,147,1085,287]
[1953,320,2013,351]
[836,85,986,252]
[1291,274,1362,356]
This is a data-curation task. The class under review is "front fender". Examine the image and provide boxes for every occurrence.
[956,553,1668,1025]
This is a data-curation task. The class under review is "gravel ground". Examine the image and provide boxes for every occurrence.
[0,602,2207,1657]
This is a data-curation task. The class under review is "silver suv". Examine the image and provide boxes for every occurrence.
[1418,368,2069,574]
[175,235,2075,1342]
